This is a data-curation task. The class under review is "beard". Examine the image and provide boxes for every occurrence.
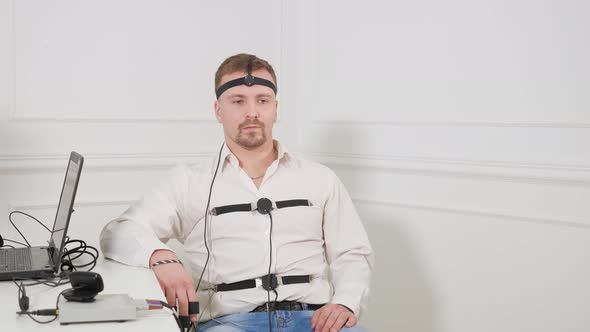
[234,120,267,149]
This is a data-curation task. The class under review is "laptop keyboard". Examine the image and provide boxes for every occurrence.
[0,248,33,271]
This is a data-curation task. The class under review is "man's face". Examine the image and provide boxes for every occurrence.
[214,69,278,150]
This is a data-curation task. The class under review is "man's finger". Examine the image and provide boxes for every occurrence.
[320,311,339,332]
[311,309,319,329]
[331,311,350,332]
[165,287,177,311]
[314,307,331,332]
[345,314,357,327]
[177,288,189,316]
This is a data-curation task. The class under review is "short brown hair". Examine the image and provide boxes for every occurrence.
[214,53,277,92]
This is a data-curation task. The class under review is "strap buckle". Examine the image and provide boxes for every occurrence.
[261,274,278,291]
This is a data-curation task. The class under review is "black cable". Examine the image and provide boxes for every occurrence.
[266,211,275,332]
[9,210,52,232]
[14,276,73,324]
[16,281,29,311]
[5,211,100,325]
[5,210,98,272]
[13,276,69,314]
[173,313,183,331]
[63,240,87,260]
[195,142,224,292]
[25,312,57,324]
[156,300,183,331]
[7,210,51,247]
[61,239,99,271]
[8,211,46,247]
[189,142,224,332]
[13,276,70,289]
[22,287,71,324]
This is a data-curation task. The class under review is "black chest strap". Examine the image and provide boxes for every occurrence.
[210,199,311,216]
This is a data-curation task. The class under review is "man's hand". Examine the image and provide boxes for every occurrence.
[311,303,357,332]
[150,249,198,323]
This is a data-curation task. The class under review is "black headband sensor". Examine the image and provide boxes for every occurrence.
[215,62,277,99]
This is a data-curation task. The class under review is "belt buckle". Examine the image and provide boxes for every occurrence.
[261,274,278,291]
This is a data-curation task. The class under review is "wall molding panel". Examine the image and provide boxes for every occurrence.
[8,114,218,123]
[352,198,590,230]
[0,152,213,173]
[301,122,590,171]
[311,119,590,129]
[8,198,136,212]
[308,152,590,186]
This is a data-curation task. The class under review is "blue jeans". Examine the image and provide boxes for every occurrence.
[196,309,368,332]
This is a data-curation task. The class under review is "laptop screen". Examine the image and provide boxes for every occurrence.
[49,152,84,270]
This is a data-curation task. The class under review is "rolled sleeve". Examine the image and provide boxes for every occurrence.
[100,164,200,267]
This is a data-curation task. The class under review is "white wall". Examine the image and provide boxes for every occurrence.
[1,1,589,331]
[288,1,590,331]
[0,0,288,245]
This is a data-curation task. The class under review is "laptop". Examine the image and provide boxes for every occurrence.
[0,151,84,281]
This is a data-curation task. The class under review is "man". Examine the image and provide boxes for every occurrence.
[100,53,374,332]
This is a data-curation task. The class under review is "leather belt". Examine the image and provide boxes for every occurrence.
[250,301,324,312]
[215,274,311,292]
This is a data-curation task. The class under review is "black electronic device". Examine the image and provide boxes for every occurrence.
[256,198,273,214]
[62,271,104,302]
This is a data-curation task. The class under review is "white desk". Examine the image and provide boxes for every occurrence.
[0,259,180,332]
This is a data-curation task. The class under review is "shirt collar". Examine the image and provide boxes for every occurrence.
[220,139,298,173]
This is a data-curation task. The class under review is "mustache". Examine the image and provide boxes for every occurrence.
[239,120,265,129]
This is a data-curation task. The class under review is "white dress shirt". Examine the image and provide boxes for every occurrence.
[100,140,374,321]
